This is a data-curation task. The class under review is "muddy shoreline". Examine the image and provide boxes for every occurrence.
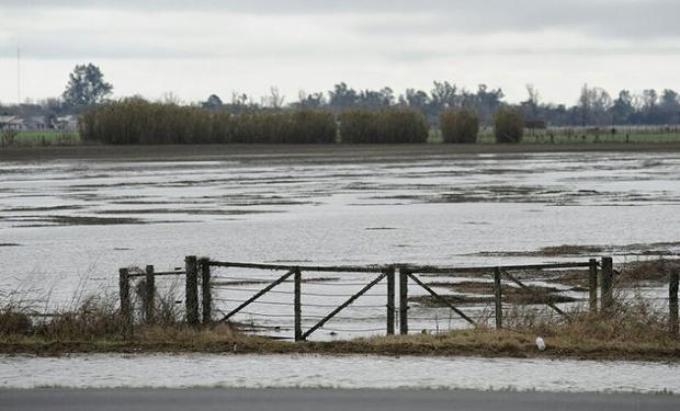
[3,143,680,162]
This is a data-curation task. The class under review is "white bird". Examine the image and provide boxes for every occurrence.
[536,337,546,351]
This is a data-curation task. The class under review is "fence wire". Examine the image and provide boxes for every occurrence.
[96,257,680,341]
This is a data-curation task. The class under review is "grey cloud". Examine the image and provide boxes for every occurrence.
[349,1,680,40]
[4,1,680,39]
[385,46,680,63]
[3,0,680,62]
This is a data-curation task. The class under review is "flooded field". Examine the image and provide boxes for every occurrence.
[1,148,680,339]
[2,353,680,393]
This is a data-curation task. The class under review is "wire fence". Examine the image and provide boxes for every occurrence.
[108,255,680,341]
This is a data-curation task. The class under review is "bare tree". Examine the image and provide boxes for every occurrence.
[267,87,285,109]
[160,91,182,105]
[578,84,612,126]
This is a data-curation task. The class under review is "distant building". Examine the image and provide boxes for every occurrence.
[55,115,78,131]
[24,115,50,130]
[0,115,24,131]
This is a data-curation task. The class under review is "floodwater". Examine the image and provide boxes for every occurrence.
[1,354,679,393]
[1,150,680,339]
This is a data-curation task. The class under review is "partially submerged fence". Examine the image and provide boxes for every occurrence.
[118,256,680,340]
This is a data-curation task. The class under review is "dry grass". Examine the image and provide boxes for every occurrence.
[2,294,678,361]
[1,262,678,360]
[348,297,679,361]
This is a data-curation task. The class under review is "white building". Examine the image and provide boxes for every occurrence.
[55,115,78,131]
[0,115,24,131]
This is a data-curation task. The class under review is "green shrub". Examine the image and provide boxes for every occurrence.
[337,110,377,144]
[339,109,428,144]
[440,109,479,143]
[494,106,524,143]
[79,100,337,145]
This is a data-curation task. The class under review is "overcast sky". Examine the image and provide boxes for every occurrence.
[1,0,679,105]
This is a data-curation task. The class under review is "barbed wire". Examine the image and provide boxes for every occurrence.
[211,286,384,297]
[211,276,380,287]
[213,297,386,309]
[318,327,386,333]
[231,310,389,321]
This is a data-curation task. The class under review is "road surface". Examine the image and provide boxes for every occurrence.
[1,388,678,411]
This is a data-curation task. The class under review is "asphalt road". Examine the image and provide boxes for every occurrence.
[1,388,678,411]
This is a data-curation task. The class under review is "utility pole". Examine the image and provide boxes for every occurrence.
[17,47,22,104]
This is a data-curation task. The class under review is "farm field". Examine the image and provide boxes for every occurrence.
[10,130,80,146]
[1,146,679,342]
[428,126,680,144]
[3,125,680,148]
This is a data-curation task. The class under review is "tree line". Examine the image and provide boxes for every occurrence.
[80,98,528,145]
[3,63,680,128]
[204,82,680,127]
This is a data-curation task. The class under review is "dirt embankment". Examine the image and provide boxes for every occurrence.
[3,143,680,163]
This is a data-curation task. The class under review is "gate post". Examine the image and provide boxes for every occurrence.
[119,268,132,338]
[294,267,303,341]
[185,256,199,327]
[588,258,598,313]
[494,267,503,329]
[145,265,155,325]
[200,258,212,325]
[399,268,409,335]
[386,267,395,335]
[601,257,614,312]
[670,268,679,337]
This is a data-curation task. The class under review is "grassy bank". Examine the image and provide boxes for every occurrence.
[2,325,679,362]
[2,290,678,361]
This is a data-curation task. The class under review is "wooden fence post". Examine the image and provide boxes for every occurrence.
[200,258,212,325]
[386,267,395,335]
[185,256,199,327]
[118,268,132,338]
[494,267,503,329]
[589,258,598,313]
[601,257,614,312]
[399,268,409,335]
[294,267,302,341]
[670,268,679,337]
[145,265,155,325]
